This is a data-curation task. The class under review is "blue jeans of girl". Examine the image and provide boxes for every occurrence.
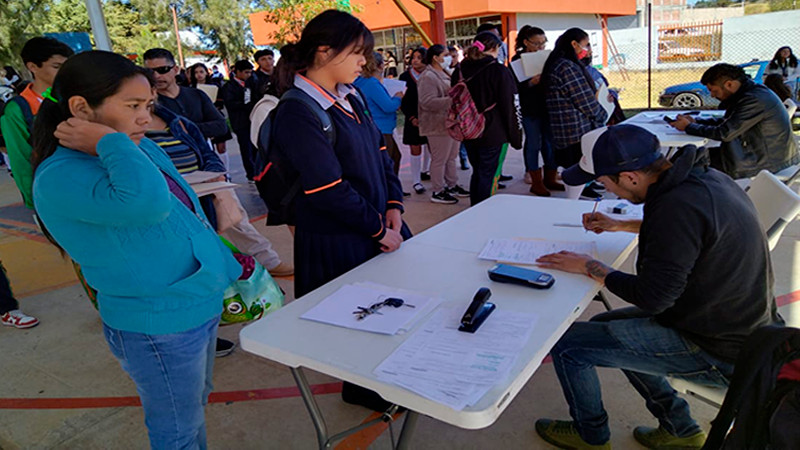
[550,307,734,445]
[522,115,556,172]
[103,316,219,449]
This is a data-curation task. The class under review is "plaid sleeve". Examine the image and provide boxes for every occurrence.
[561,63,608,124]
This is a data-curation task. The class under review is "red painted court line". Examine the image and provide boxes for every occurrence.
[0,382,342,410]
[0,223,48,244]
[777,290,800,308]
[249,213,267,224]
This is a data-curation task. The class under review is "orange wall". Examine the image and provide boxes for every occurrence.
[250,0,636,46]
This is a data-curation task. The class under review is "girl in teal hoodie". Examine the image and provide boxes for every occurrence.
[31,51,241,449]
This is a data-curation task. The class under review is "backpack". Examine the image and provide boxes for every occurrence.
[703,326,800,449]
[253,87,372,226]
[0,95,34,148]
[445,65,495,141]
[252,89,336,226]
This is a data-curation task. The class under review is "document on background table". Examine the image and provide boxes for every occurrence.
[478,238,597,265]
[300,283,441,335]
[374,305,539,410]
[382,78,407,97]
[520,50,550,77]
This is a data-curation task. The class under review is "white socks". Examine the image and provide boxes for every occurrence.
[422,144,431,173]
[218,151,230,171]
[411,154,422,185]
[565,184,583,200]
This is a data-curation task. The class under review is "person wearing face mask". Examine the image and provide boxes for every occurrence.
[399,47,429,194]
[542,28,608,200]
[512,26,561,197]
[417,44,469,204]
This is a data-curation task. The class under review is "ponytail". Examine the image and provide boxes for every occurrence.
[466,31,502,61]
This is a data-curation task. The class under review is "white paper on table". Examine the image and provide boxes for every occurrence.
[353,281,442,332]
[510,59,531,82]
[182,171,226,185]
[382,78,407,97]
[520,50,550,77]
[478,238,597,265]
[196,84,218,102]
[300,283,441,335]
[374,305,538,410]
[190,181,238,197]
[597,83,616,123]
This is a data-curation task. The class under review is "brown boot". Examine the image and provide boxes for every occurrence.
[544,169,565,191]
[529,170,550,197]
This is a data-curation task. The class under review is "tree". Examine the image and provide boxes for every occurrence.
[261,0,360,47]
[0,0,50,69]
[186,0,256,62]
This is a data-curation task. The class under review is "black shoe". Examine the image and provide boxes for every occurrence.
[446,185,470,197]
[497,182,507,189]
[342,381,399,412]
[499,174,513,182]
[403,191,411,197]
[431,190,459,204]
[215,338,236,358]
[580,186,603,200]
[413,183,426,194]
[420,171,431,181]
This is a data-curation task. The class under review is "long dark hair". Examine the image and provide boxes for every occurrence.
[274,9,374,96]
[188,62,210,87]
[31,51,149,172]
[770,46,798,70]
[542,28,594,91]
[515,25,545,53]
[465,31,502,61]
[765,74,793,102]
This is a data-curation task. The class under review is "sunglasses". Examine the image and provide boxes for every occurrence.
[151,65,175,75]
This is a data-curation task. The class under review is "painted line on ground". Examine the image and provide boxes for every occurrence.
[0,382,343,410]
[0,220,48,244]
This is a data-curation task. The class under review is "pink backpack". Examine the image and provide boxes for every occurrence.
[446,67,496,141]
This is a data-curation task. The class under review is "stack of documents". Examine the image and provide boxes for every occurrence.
[509,50,551,82]
[300,282,442,335]
[374,305,538,410]
[181,171,237,197]
[478,238,597,265]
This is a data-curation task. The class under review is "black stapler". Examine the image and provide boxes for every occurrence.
[459,287,496,333]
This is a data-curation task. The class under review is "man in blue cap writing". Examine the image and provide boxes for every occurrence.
[533,124,781,449]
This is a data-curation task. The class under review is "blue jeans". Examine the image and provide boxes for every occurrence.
[522,116,556,172]
[551,307,734,445]
[103,316,219,450]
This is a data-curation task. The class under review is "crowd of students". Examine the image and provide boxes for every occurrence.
[1,8,799,449]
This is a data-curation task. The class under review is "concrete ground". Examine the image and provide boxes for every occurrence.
[1,133,799,450]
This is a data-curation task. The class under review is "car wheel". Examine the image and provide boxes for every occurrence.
[672,92,702,109]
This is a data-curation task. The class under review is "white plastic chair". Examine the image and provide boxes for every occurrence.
[746,170,800,251]
[669,170,800,407]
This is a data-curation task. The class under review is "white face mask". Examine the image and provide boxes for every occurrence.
[442,55,453,68]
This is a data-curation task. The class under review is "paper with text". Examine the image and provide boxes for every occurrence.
[374,305,538,410]
[478,238,597,265]
[382,78,407,97]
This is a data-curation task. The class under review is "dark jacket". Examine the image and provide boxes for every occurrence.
[221,78,254,131]
[249,70,271,102]
[451,56,523,149]
[157,86,228,139]
[686,80,799,179]
[604,146,782,363]
[544,57,607,150]
[511,53,546,119]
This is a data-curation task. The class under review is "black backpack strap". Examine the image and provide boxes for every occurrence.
[274,88,336,206]
[8,96,34,131]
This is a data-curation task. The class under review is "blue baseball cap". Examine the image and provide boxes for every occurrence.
[561,124,662,186]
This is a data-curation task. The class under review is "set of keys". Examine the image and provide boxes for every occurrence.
[353,297,415,321]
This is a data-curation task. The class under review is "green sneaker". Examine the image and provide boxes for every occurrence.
[632,426,706,449]
[535,419,611,449]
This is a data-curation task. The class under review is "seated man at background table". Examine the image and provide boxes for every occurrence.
[669,63,798,179]
[533,124,782,449]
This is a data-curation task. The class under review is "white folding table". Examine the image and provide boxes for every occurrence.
[240,195,639,449]
[623,110,722,150]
